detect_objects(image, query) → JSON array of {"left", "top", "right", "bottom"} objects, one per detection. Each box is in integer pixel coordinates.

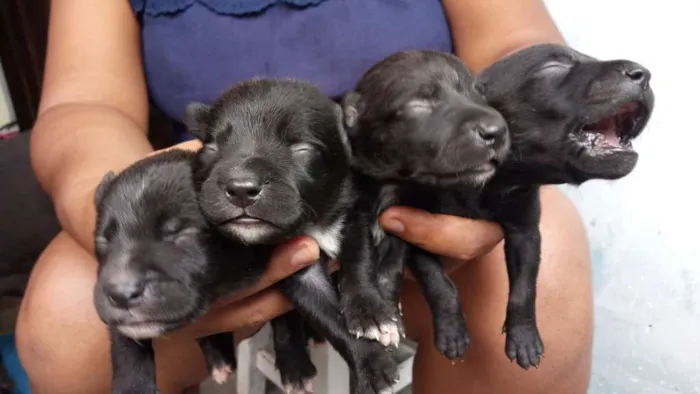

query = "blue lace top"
[{"left": 129, "top": 0, "right": 454, "bottom": 141}]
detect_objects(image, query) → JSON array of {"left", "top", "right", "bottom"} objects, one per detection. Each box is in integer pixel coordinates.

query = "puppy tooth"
[
  {"left": 355, "top": 331, "right": 362, "bottom": 339},
  {"left": 365, "top": 327, "right": 381, "bottom": 341},
  {"left": 390, "top": 316, "right": 398, "bottom": 322}
]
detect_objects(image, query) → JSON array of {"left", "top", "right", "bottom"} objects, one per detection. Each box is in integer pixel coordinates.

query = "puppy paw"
[
  {"left": 343, "top": 295, "right": 404, "bottom": 348},
  {"left": 504, "top": 323, "right": 545, "bottom": 370},
  {"left": 352, "top": 343, "right": 399, "bottom": 394},
  {"left": 277, "top": 353, "right": 317, "bottom": 394},
  {"left": 211, "top": 364, "right": 235, "bottom": 385},
  {"left": 283, "top": 379, "right": 314, "bottom": 394},
  {"left": 434, "top": 313, "right": 470, "bottom": 360}
]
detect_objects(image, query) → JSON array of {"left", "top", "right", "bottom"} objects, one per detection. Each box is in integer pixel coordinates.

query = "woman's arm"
[
  {"left": 442, "top": 0, "right": 566, "bottom": 73},
  {"left": 30, "top": 0, "right": 153, "bottom": 252}
]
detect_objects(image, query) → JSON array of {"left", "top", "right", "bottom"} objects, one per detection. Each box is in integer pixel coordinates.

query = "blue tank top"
[{"left": 130, "top": 0, "right": 454, "bottom": 141}]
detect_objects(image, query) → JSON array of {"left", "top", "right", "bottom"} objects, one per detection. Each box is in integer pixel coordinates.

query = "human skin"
[{"left": 16, "top": 0, "right": 592, "bottom": 393}]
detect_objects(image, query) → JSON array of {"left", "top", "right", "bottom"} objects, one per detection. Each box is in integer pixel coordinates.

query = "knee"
[{"left": 16, "top": 232, "right": 111, "bottom": 394}]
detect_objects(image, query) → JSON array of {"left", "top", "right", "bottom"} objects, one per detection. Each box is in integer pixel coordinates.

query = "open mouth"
[{"left": 575, "top": 101, "right": 646, "bottom": 150}]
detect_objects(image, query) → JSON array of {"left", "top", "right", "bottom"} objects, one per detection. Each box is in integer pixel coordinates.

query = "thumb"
[
  {"left": 254, "top": 236, "right": 321, "bottom": 291},
  {"left": 379, "top": 206, "right": 504, "bottom": 261}
]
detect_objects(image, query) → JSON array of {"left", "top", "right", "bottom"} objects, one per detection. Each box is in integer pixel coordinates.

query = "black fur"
[
  {"left": 92, "top": 150, "right": 313, "bottom": 393},
  {"left": 341, "top": 46, "right": 654, "bottom": 369},
  {"left": 185, "top": 78, "right": 398, "bottom": 394},
  {"left": 338, "top": 50, "right": 509, "bottom": 357}
]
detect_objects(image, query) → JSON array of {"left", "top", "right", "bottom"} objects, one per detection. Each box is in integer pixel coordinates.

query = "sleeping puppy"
[
  {"left": 92, "top": 150, "right": 316, "bottom": 394},
  {"left": 337, "top": 50, "right": 509, "bottom": 359},
  {"left": 342, "top": 45, "right": 655, "bottom": 369},
  {"left": 184, "top": 78, "right": 399, "bottom": 394}
]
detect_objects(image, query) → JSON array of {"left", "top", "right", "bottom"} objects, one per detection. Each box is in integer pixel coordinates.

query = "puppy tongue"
[{"left": 598, "top": 117, "right": 621, "bottom": 148}]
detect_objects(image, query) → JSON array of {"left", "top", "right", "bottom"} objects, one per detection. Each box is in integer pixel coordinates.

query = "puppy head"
[
  {"left": 92, "top": 151, "right": 214, "bottom": 339},
  {"left": 478, "top": 43, "right": 655, "bottom": 184},
  {"left": 186, "top": 78, "right": 350, "bottom": 245},
  {"left": 342, "top": 50, "right": 510, "bottom": 187}
]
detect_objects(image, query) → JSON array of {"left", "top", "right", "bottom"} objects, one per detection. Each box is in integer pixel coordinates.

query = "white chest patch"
[
  {"left": 371, "top": 219, "right": 386, "bottom": 246},
  {"left": 304, "top": 214, "right": 345, "bottom": 259}
]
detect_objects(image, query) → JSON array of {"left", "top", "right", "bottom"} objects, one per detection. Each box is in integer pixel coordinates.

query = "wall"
[{"left": 544, "top": 0, "right": 700, "bottom": 392}]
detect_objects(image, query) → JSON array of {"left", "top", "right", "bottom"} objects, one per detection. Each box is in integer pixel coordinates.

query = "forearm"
[
  {"left": 442, "top": 0, "right": 566, "bottom": 73},
  {"left": 30, "top": 103, "right": 153, "bottom": 252}
]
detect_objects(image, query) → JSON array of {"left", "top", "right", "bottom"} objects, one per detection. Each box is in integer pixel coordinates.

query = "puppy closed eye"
[
  {"left": 291, "top": 143, "right": 318, "bottom": 159},
  {"left": 537, "top": 61, "right": 572, "bottom": 76},
  {"left": 404, "top": 100, "right": 434, "bottom": 115},
  {"left": 198, "top": 143, "right": 219, "bottom": 164},
  {"left": 94, "top": 235, "right": 109, "bottom": 258},
  {"left": 161, "top": 218, "right": 200, "bottom": 244}
]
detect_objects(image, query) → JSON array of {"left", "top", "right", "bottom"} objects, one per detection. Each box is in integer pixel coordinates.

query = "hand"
[
  {"left": 179, "top": 235, "right": 321, "bottom": 339},
  {"left": 379, "top": 206, "right": 504, "bottom": 274}
]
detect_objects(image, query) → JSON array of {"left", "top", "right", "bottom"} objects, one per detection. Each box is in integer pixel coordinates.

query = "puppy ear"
[
  {"left": 94, "top": 171, "right": 116, "bottom": 207},
  {"left": 341, "top": 91, "right": 364, "bottom": 134},
  {"left": 183, "top": 102, "right": 212, "bottom": 142},
  {"left": 333, "top": 103, "right": 353, "bottom": 158}
]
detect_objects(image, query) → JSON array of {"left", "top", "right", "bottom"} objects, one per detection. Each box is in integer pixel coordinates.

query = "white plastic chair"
[{"left": 236, "top": 323, "right": 414, "bottom": 394}]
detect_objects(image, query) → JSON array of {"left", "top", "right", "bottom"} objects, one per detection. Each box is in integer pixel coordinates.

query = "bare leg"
[{"left": 402, "top": 186, "right": 593, "bottom": 393}]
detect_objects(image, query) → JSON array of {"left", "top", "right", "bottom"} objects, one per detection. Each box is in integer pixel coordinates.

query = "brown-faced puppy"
[
  {"left": 343, "top": 45, "right": 654, "bottom": 370},
  {"left": 337, "top": 50, "right": 509, "bottom": 359},
  {"left": 92, "top": 150, "right": 315, "bottom": 394},
  {"left": 185, "top": 78, "right": 399, "bottom": 394}
]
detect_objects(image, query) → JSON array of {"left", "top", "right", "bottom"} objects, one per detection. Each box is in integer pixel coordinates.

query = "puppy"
[
  {"left": 184, "top": 78, "right": 398, "bottom": 394},
  {"left": 342, "top": 45, "right": 655, "bottom": 369},
  {"left": 337, "top": 50, "right": 509, "bottom": 359},
  {"left": 92, "top": 150, "right": 315, "bottom": 393}
]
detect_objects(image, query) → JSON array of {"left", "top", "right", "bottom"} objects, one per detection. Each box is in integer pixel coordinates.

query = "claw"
[{"left": 212, "top": 365, "right": 234, "bottom": 385}]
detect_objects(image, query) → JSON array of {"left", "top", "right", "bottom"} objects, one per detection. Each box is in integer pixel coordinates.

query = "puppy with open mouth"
[
  {"left": 339, "top": 45, "right": 654, "bottom": 370},
  {"left": 185, "top": 78, "right": 399, "bottom": 394},
  {"left": 337, "top": 50, "right": 510, "bottom": 358},
  {"left": 92, "top": 150, "right": 319, "bottom": 394}
]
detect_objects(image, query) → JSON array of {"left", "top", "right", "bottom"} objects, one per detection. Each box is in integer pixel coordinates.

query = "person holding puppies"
[{"left": 18, "top": 0, "right": 592, "bottom": 393}]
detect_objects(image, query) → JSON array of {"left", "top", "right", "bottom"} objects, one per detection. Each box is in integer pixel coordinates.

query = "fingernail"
[
  {"left": 382, "top": 218, "right": 405, "bottom": 234},
  {"left": 290, "top": 243, "right": 319, "bottom": 267}
]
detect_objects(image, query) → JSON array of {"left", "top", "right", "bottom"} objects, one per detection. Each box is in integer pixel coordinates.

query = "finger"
[
  {"left": 148, "top": 139, "right": 203, "bottom": 157},
  {"left": 379, "top": 206, "right": 504, "bottom": 261},
  {"left": 211, "top": 236, "right": 320, "bottom": 307},
  {"left": 185, "top": 288, "right": 294, "bottom": 338}
]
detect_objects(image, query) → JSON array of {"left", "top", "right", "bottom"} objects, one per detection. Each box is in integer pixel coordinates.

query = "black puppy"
[
  {"left": 92, "top": 150, "right": 315, "bottom": 393},
  {"left": 341, "top": 45, "right": 654, "bottom": 369},
  {"left": 337, "top": 50, "right": 509, "bottom": 358},
  {"left": 184, "top": 78, "right": 398, "bottom": 394}
]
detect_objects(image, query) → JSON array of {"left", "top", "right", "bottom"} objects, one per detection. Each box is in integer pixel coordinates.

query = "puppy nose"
[
  {"left": 471, "top": 120, "right": 507, "bottom": 145},
  {"left": 225, "top": 175, "right": 262, "bottom": 207},
  {"left": 104, "top": 276, "right": 146, "bottom": 309},
  {"left": 622, "top": 64, "right": 651, "bottom": 89}
]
